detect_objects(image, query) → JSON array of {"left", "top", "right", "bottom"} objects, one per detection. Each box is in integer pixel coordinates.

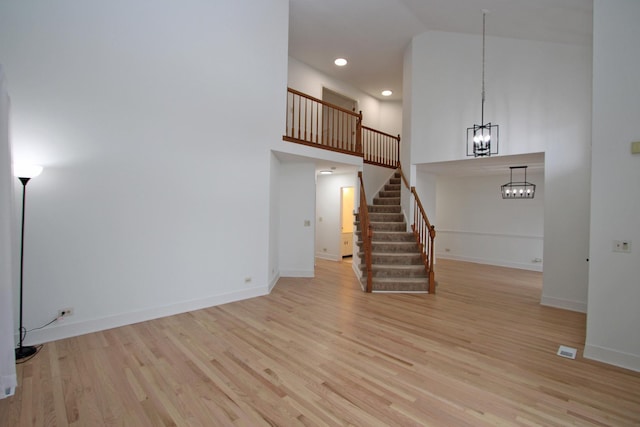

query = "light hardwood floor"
[{"left": 2, "top": 259, "right": 639, "bottom": 426}]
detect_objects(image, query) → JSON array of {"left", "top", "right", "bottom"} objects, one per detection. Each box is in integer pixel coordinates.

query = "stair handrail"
[
  {"left": 358, "top": 171, "right": 373, "bottom": 293},
  {"left": 398, "top": 164, "right": 436, "bottom": 294}
]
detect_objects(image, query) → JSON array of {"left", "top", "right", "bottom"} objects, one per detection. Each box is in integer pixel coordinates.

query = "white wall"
[
  {"left": 380, "top": 101, "right": 403, "bottom": 138},
  {"left": 0, "top": 67, "right": 18, "bottom": 398},
  {"left": 585, "top": 0, "right": 640, "bottom": 372},
  {"left": 434, "top": 171, "right": 544, "bottom": 271},
  {"left": 406, "top": 31, "right": 591, "bottom": 311},
  {"left": 278, "top": 162, "right": 316, "bottom": 277},
  {"left": 362, "top": 164, "right": 396, "bottom": 205},
  {"left": 0, "top": 0, "right": 289, "bottom": 344},
  {"left": 316, "top": 172, "right": 358, "bottom": 261},
  {"left": 268, "top": 152, "right": 281, "bottom": 289}
]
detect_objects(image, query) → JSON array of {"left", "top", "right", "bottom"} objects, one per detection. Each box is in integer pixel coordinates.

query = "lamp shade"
[{"left": 13, "top": 164, "right": 43, "bottom": 179}]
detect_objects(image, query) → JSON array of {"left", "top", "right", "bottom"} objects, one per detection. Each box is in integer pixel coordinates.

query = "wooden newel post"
[
  {"left": 355, "top": 110, "right": 363, "bottom": 154},
  {"left": 429, "top": 225, "right": 436, "bottom": 294}
]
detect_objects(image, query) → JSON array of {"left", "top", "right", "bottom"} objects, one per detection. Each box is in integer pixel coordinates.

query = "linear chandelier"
[
  {"left": 501, "top": 166, "right": 535, "bottom": 199},
  {"left": 467, "top": 10, "right": 498, "bottom": 157}
]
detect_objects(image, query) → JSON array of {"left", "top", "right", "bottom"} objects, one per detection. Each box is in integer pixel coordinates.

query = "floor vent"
[{"left": 557, "top": 345, "right": 577, "bottom": 359}]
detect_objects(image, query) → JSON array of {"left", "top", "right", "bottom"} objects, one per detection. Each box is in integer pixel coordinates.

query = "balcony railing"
[
  {"left": 363, "top": 126, "right": 400, "bottom": 168},
  {"left": 284, "top": 88, "right": 399, "bottom": 169}
]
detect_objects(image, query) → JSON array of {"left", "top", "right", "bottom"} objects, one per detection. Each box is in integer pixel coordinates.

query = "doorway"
[{"left": 341, "top": 186, "right": 354, "bottom": 258}]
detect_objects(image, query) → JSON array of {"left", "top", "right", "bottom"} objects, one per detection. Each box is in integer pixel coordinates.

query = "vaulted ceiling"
[{"left": 289, "top": 0, "right": 593, "bottom": 101}]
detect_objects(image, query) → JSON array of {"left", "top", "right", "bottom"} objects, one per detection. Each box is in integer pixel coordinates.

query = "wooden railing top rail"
[
  {"left": 361, "top": 126, "right": 400, "bottom": 141},
  {"left": 412, "top": 188, "right": 434, "bottom": 232},
  {"left": 287, "top": 87, "right": 362, "bottom": 118},
  {"left": 397, "top": 162, "right": 410, "bottom": 190}
]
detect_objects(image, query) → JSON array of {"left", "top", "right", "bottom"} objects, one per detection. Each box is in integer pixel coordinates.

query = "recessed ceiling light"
[
  {"left": 381, "top": 90, "right": 393, "bottom": 97},
  {"left": 319, "top": 170, "right": 333, "bottom": 175},
  {"left": 334, "top": 58, "right": 347, "bottom": 67}
]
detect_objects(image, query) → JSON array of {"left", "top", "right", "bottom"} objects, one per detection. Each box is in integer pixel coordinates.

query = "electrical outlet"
[
  {"left": 613, "top": 240, "right": 632, "bottom": 253},
  {"left": 58, "top": 307, "right": 73, "bottom": 318}
]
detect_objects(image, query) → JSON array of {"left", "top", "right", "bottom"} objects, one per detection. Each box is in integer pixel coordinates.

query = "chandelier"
[
  {"left": 467, "top": 10, "right": 498, "bottom": 157},
  {"left": 501, "top": 166, "right": 536, "bottom": 199}
]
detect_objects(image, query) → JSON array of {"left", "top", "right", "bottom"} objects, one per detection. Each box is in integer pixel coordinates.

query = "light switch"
[{"left": 304, "top": 220, "right": 311, "bottom": 227}]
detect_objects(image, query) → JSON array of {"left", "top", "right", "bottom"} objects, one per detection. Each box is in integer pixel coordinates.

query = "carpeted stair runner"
[{"left": 356, "top": 172, "right": 430, "bottom": 292}]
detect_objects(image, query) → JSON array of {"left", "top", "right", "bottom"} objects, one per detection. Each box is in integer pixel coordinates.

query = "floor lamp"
[{"left": 13, "top": 164, "right": 43, "bottom": 361}]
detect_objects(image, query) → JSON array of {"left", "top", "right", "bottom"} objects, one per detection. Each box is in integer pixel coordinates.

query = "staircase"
[{"left": 356, "top": 172, "right": 430, "bottom": 292}]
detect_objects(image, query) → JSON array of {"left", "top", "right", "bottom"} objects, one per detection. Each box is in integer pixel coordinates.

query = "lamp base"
[{"left": 15, "top": 345, "right": 37, "bottom": 361}]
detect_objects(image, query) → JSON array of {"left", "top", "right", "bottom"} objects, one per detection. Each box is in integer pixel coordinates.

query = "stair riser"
[
  {"left": 362, "top": 269, "right": 427, "bottom": 278},
  {"left": 356, "top": 232, "right": 415, "bottom": 242},
  {"left": 368, "top": 213, "right": 404, "bottom": 222},
  {"left": 358, "top": 242, "right": 419, "bottom": 252},
  {"left": 378, "top": 191, "right": 400, "bottom": 198},
  {"left": 370, "top": 222, "right": 406, "bottom": 232},
  {"left": 372, "top": 281, "right": 428, "bottom": 292},
  {"left": 369, "top": 254, "right": 423, "bottom": 265},
  {"left": 384, "top": 184, "right": 401, "bottom": 191},
  {"left": 373, "top": 197, "right": 400, "bottom": 205},
  {"left": 368, "top": 205, "right": 401, "bottom": 213}
]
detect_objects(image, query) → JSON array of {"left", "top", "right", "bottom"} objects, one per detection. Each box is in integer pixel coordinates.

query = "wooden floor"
[{"left": 2, "top": 259, "right": 640, "bottom": 426}]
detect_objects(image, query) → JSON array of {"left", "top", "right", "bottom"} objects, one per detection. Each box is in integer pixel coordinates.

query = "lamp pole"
[{"left": 13, "top": 164, "right": 42, "bottom": 361}]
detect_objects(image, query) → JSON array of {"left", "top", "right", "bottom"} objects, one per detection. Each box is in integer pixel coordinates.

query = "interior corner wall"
[
  {"left": 268, "top": 152, "right": 281, "bottom": 289},
  {"left": 0, "top": 67, "right": 18, "bottom": 397},
  {"left": 316, "top": 172, "right": 357, "bottom": 261},
  {"left": 400, "top": 40, "right": 414, "bottom": 221},
  {"left": 0, "top": 0, "right": 289, "bottom": 344},
  {"left": 585, "top": 0, "right": 640, "bottom": 372},
  {"left": 406, "top": 30, "right": 591, "bottom": 311}
]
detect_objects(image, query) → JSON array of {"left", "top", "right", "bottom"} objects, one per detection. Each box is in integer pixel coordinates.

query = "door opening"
[{"left": 341, "top": 186, "right": 355, "bottom": 258}]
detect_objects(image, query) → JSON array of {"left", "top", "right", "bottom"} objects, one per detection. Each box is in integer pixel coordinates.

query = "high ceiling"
[{"left": 289, "top": 0, "right": 593, "bottom": 101}]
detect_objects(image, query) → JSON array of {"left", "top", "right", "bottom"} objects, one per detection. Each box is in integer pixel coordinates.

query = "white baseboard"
[
  {"left": 436, "top": 253, "right": 543, "bottom": 272},
  {"left": 540, "top": 295, "right": 587, "bottom": 313},
  {"left": 23, "top": 286, "right": 269, "bottom": 346},
  {"left": 584, "top": 344, "right": 640, "bottom": 373},
  {"left": 315, "top": 252, "right": 340, "bottom": 261},
  {"left": 279, "top": 270, "right": 314, "bottom": 278},
  {"left": 351, "top": 262, "right": 362, "bottom": 279},
  {"left": 268, "top": 273, "right": 281, "bottom": 292}
]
